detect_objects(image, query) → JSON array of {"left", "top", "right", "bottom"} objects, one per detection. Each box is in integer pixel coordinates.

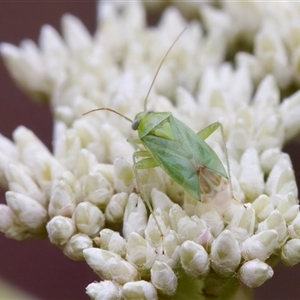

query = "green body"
[{"left": 131, "top": 111, "right": 228, "bottom": 200}]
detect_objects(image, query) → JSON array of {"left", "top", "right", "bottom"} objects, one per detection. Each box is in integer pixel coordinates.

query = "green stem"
[{"left": 159, "top": 271, "right": 253, "bottom": 300}]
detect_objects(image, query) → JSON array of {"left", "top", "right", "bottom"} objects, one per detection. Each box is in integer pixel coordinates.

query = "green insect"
[{"left": 84, "top": 29, "right": 231, "bottom": 211}]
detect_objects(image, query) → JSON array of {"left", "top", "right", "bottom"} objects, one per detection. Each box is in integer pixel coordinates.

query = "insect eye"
[{"left": 131, "top": 119, "right": 139, "bottom": 130}]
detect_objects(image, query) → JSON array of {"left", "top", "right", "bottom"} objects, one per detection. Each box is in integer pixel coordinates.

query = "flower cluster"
[{"left": 1, "top": 1, "right": 300, "bottom": 299}]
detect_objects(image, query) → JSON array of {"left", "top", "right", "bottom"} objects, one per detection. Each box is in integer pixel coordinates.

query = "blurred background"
[{"left": 0, "top": 2, "right": 299, "bottom": 299}]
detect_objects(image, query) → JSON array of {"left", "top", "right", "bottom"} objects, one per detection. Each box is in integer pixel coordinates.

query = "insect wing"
[
  {"left": 169, "top": 116, "right": 228, "bottom": 179},
  {"left": 141, "top": 134, "right": 201, "bottom": 200}
]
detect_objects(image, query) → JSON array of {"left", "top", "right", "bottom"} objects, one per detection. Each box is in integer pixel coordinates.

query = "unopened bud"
[
  {"left": 83, "top": 248, "right": 139, "bottom": 284},
  {"left": 86, "top": 280, "right": 121, "bottom": 300},
  {"left": 73, "top": 202, "right": 105, "bottom": 237},
  {"left": 180, "top": 240, "right": 210, "bottom": 278},
  {"left": 242, "top": 230, "right": 278, "bottom": 261},
  {"left": 63, "top": 233, "right": 93, "bottom": 261},
  {"left": 150, "top": 260, "right": 177, "bottom": 296},
  {"left": 122, "top": 281, "right": 158, "bottom": 300},
  {"left": 238, "top": 259, "right": 273, "bottom": 288},
  {"left": 46, "top": 216, "right": 75, "bottom": 246},
  {"left": 281, "top": 239, "right": 300, "bottom": 267},
  {"left": 210, "top": 230, "right": 241, "bottom": 276},
  {"left": 99, "top": 229, "right": 126, "bottom": 257}
]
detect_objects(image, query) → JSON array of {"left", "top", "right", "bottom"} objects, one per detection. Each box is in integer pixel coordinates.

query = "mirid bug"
[{"left": 84, "top": 28, "right": 232, "bottom": 223}]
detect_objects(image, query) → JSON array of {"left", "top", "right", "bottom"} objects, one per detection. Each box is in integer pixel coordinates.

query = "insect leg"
[
  {"left": 134, "top": 152, "right": 160, "bottom": 169},
  {"left": 127, "top": 138, "right": 143, "bottom": 147},
  {"left": 197, "top": 121, "right": 220, "bottom": 140},
  {"left": 132, "top": 151, "right": 164, "bottom": 237}
]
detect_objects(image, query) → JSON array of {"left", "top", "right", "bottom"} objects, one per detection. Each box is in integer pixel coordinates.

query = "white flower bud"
[
  {"left": 49, "top": 178, "right": 77, "bottom": 218},
  {"left": 235, "top": 52, "right": 263, "bottom": 84},
  {"left": 83, "top": 170, "right": 113, "bottom": 207},
  {"left": 254, "top": 28, "right": 291, "bottom": 89},
  {"left": 292, "top": 44, "right": 300, "bottom": 83},
  {"left": 99, "top": 229, "right": 126, "bottom": 257},
  {"left": 0, "top": 204, "right": 15, "bottom": 232},
  {"left": 134, "top": 168, "right": 168, "bottom": 199},
  {"left": 0, "top": 152, "right": 10, "bottom": 189},
  {"left": 123, "top": 193, "right": 147, "bottom": 239},
  {"left": 90, "top": 164, "right": 114, "bottom": 186},
  {"left": 227, "top": 109, "right": 251, "bottom": 156},
  {"left": 86, "top": 280, "right": 121, "bottom": 300},
  {"left": 252, "top": 194, "right": 274, "bottom": 222},
  {"left": 113, "top": 157, "right": 135, "bottom": 193},
  {"left": 122, "top": 281, "right": 158, "bottom": 300},
  {"left": 104, "top": 126, "right": 133, "bottom": 163},
  {"left": 59, "top": 171, "right": 82, "bottom": 202},
  {"left": 83, "top": 248, "right": 139, "bottom": 284},
  {"left": 63, "top": 233, "right": 93, "bottom": 261},
  {"left": 256, "top": 114, "right": 284, "bottom": 152},
  {"left": 200, "top": 23, "right": 227, "bottom": 65},
  {"left": 35, "top": 156, "right": 66, "bottom": 198},
  {"left": 13, "top": 128, "right": 65, "bottom": 197},
  {"left": 256, "top": 210, "right": 287, "bottom": 245},
  {"left": 75, "top": 149, "right": 98, "bottom": 179},
  {"left": 0, "top": 139, "right": 18, "bottom": 188},
  {"left": 238, "top": 148, "right": 264, "bottom": 201},
  {"left": 210, "top": 230, "right": 241, "bottom": 277},
  {"left": 73, "top": 202, "right": 105, "bottom": 237},
  {"left": 169, "top": 204, "right": 188, "bottom": 233},
  {"left": 1, "top": 200, "right": 31, "bottom": 241},
  {"left": 62, "top": 14, "right": 92, "bottom": 51},
  {"left": 260, "top": 148, "right": 281, "bottom": 175},
  {"left": 13, "top": 126, "right": 49, "bottom": 158},
  {"left": 126, "top": 232, "right": 156, "bottom": 276},
  {"left": 53, "top": 120, "right": 68, "bottom": 142},
  {"left": 280, "top": 89, "right": 300, "bottom": 141},
  {"left": 0, "top": 133, "right": 18, "bottom": 160},
  {"left": 6, "top": 191, "right": 47, "bottom": 233},
  {"left": 276, "top": 193, "right": 299, "bottom": 224},
  {"left": 6, "top": 163, "right": 47, "bottom": 206},
  {"left": 175, "top": 87, "right": 204, "bottom": 130},
  {"left": 225, "top": 204, "right": 255, "bottom": 242},
  {"left": 199, "top": 210, "right": 224, "bottom": 237},
  {"left": 241, "top": 230, "right": 278, "bottom": 261},
  {"left": 39, "top": 24, "right": 68, "bottom": 82},
  {"left": 150, "top": 188, "right": 174, "bottom": 213},
  {"left": 288, "top": 212, "right": 300, "bottom": 239},
  {"left": 171, "top": 207, "right": 207, "bottom": 244},
  {"left": 0, "top": 222, "right": 31, "bottom": 240},
  {"left": 238, "top": 259, "right": 274, "bottom": 288},
  {"left": 46, "top": 216, "right": 76, "bottom": 246},
  {"left": 180, "top": 240, "right": 210, "bottom": 278},
  {"left": 73, "top": 119, "right": 100, "bottom": 149},
  {"left": 144, "top": 209, "right": 169, "bottom": 246},
  {"left": 150, "top": 260, "right": 177, "bottom": 296},
  {"left": 105, "top": 192, "right": 128, "bottom": 224},
  {"left": 0, "top": 40, "right": 49, "bottom": 102},
  {"left": 54, "top": 129, "right": 82, "bottom": 170},
  {"left": 252, "top": 75, "right": 279, "bottom": 121},
  {"left": 281, "top": 239, "right": 300, "bottom": 267},
  {"left": 157, "top": 230, "right": 180, "bottom": 268},
  {"left": 265, "top": 153, "right": 297, "bottom": 198}
]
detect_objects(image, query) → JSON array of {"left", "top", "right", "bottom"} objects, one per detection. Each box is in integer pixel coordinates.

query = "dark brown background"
[{"left": 0, "top": 2, "right": 300, "bottom": 300}]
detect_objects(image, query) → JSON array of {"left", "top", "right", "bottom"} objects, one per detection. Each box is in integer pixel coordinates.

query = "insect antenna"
[
  {"left": 143, "top": 27, "right": 187, "bottom": 112},
  {"left": 83, "top": 107, "right": 133, "bottom": 123}
]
